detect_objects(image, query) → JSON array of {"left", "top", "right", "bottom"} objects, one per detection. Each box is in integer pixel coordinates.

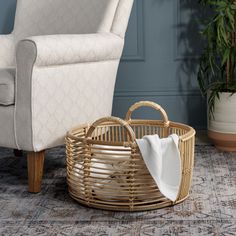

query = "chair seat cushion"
[{"left": 0, "top": 69, "right": 15, "bottom": 105}]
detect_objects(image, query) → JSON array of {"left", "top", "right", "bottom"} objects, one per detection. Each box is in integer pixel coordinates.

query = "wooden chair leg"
[
  {"left": 27, "top": 151, "right": 45, "bottom": 193},
  {"left": 14, "top": 149, "right": 23, "bottom": 157}
]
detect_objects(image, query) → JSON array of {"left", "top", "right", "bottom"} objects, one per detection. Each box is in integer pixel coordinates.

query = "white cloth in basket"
[
  {"left": 74, "top": 145, "right": 131, "bottom": 200},
  {"left": 136, "top": 134, "right": 181, "bottom": 201}
]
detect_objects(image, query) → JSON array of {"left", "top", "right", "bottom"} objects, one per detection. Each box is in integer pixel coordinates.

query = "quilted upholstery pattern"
[
  {"left": 0, "top": 0, "right": 134, "bottom": 68},
  {"left": 0, "top": 0, "right": 134, "bottom": 150},
  {"left": 0, "top": 69, "right": 15, "bottom": 106},
  {"left": 31, "top": 61, "right": 119, "bottom": 151},
  {"left": 15, "top": 34, "right": 124, "bottom": 151},
  {"left": 16, "top": 60, "right": 119, "bottom": 151},
  {"left": 26, "top": 33, "right": 124, "bottom": 67},
  {"left": 112, "top": 0, "right": 135, "bottom": 37},
  {"left": 13, "top": 0, "right": 119, "bottom": 40}
]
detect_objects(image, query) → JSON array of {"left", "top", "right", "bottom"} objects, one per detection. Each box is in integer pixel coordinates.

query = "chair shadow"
[{"left": 0, "top": 146, "right": 68, "bottom": 197}]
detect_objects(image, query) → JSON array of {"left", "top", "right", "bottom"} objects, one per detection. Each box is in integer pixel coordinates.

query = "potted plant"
[{"left": 198, "top": 0, "right": 236, "bottom": 151}]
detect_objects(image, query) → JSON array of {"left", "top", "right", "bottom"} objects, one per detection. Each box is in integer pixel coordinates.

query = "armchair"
[{"left": 0, "top": 0, "right": 134, "bottom": 192}]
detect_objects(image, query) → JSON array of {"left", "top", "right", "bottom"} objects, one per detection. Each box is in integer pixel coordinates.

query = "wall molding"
[
  {"left": 121, "top": 0, "right": 145, "bottom": 61},
  {"left": 114, "top": 89, "right": 201, "bottom": 97}
]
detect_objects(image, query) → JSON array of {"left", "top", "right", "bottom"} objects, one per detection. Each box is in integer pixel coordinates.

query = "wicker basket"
[{"left": 66, "top": 101, "right": 195, "bottom": 211}]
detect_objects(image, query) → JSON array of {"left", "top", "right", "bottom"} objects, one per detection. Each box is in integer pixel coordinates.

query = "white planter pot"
[{"left": 208, "top": 92, "right": 236, "bottom": 151}]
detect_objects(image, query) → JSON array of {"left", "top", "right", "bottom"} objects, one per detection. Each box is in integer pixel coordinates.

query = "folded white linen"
[{"left": 136, "top": 134, "right": 181, "bottom": 201}]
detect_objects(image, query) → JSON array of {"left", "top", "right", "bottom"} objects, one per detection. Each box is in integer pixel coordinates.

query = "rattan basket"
[{"left": 66, "top": 101, "right": 196, "bottom": 211}]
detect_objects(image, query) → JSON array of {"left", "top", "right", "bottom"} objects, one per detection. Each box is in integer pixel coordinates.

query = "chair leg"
[
  {"left": 27, "top": 151, "right": 45, "bottom": 193},
  {"left": 14, "top": 149, "right": 23, "bottom": 157}
]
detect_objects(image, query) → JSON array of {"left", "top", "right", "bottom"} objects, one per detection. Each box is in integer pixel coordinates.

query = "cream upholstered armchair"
[{"left": 0, "top": 0, "right": 134, "bottom": 193}]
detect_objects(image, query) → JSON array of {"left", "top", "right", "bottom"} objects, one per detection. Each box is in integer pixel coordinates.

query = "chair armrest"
[
  {"left": 18, "top": 33, "right": 124, "bottom": 67},
  {"left": 15, "top": 33, "right": 123, "bottom": 151},
  {"left": 0, "top": 34, "right": 15, "bottom": 68}
]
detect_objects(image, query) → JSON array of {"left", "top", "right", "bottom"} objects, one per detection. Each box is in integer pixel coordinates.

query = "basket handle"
[
  {"left": 86, "top": 116, "right": 136, "bottom": 142},
  {"left": 125, "top": 101, "right": 170, "bottom": 127}
]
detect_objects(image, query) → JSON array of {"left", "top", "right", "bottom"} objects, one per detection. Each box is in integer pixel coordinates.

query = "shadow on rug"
[{"left": 0, "top": 145, "right": 236, "bottom": 236}]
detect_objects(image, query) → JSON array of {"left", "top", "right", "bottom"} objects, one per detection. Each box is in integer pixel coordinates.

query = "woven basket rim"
[{"left": 67, "top": 119, "right": 196, "bottom": 143}]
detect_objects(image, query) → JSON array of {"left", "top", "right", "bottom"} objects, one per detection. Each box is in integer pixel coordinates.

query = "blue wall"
[{"left": 0, "top": 0, "right": 206, "bottom": 129}]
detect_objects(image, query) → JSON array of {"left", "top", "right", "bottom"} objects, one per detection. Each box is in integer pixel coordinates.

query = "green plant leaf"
[{"left": 198, "top": 0, "right": 236, "bottom": 115}]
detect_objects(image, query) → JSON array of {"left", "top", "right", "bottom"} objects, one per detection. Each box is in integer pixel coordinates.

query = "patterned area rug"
[{"left": 0, "top": 144, "right": 236, "bottom": 236}]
